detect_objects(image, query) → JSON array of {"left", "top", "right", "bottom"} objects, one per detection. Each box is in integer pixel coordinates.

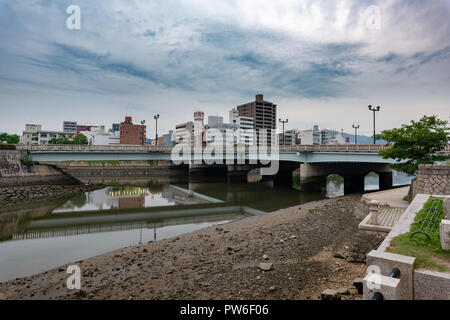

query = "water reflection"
[{"left": 53, "top": 184, "right": 206, "bottom": 214}]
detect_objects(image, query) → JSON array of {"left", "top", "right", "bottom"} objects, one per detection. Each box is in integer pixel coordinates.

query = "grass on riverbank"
[{"left": 387, "top": 197, "right": 450, "bottom": 273}]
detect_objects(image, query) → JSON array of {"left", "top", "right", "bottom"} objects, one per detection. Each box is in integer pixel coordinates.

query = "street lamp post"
[
  {"left": 352, "top": 124, "right": 360, "bottom": 144},
  {"left": 279, "top": 118, "right": 288, "bottom": 146},
  {"left": 154, "top": 114, "right": 160, "bottom": 146},
  {"left": 368, "top": 105, "right": 381, "bottom": 144},
  {"left": 140, "top": 120, "right": 146, "bottom": 145}
]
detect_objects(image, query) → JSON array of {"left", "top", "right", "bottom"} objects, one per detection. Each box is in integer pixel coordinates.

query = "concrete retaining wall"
[
  {"left": 45, "top": 160, "right": 188, "bottom": 178},
  {"left": 0, "top": 151, "right": 81, "bottom": 186}
]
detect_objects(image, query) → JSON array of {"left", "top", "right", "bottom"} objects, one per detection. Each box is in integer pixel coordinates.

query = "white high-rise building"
[
  {"left": 229, "top": 109, "right": 254, "bottom": 146},
  {"left": 175, "top": 121, "right": 194, "bottom": 146},
  {"left": 193, "top": 111, "right": 204, "bottom": 147}
]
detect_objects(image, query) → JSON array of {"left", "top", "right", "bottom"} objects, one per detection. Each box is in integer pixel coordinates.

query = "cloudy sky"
[{"left": 0, "top": 0, "right": 449, "bottom": 137}]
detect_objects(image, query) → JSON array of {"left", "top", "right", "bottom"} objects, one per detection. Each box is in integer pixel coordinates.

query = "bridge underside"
[{"left": 28, "top": 151, "right": 399, "bottom": 195}]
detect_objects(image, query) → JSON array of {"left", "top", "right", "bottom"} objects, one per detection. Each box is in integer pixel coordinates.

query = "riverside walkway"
[{"left": 359, "top": 187, "right": 410, "bottom": 232}]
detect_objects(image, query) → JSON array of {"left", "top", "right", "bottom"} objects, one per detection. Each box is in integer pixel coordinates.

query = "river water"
[{"left": 0, "top": 171, "right": 412, "bottom": 283}]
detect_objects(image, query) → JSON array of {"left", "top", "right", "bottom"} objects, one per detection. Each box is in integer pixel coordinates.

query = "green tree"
[
  {"left": 376, "top": 115, "right": 449, "bottom": 175},
  {"left": 48, "top": 134, "right": 88, "bottom": 145},
  {"left": 49, "top": 137, "right": 71, "bottom": 144},
  {"left": 72, "top": 133, "right": 88, "bottom": 145},
  {"left": 0, "top": 133, "right": 20, "bottom": 144}
]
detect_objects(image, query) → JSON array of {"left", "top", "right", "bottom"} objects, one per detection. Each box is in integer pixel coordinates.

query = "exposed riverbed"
[
  {"left": 0, "top": 193, "right": 385, "bottom": 300},
  {"left": 0, "top": 170, "right": 409, "bottom": 293}
]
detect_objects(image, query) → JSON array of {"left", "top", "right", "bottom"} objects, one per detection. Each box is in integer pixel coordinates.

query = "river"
[{"left": 0, "top": 171, "right": 412, "bottom": 283}]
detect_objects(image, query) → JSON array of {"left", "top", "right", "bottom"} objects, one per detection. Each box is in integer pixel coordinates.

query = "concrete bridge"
[{"left": 16, "top": 144, "right": 450, "bottom": 194}]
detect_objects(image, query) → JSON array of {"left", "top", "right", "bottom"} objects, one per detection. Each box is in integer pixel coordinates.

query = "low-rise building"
[
  {"left": 22, "top": 124, "right": 76, "bottom": 145},
  {"left": 80, "top": 127, "right": 120, "bottom": 145},
  {"left": 278, "top": 129, "right": 298, "bottom": 146},
  {"left": 162, "top": 130, "right": 175, "bottom": 147}
]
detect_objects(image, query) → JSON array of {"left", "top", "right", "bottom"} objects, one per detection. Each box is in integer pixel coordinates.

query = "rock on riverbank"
[{"left": 0, "top": 194, "right": 385, "bottom": 300}]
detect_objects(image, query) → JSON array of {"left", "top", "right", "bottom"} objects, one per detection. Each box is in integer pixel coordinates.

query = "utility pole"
[
  {"left": 368, "top": 105, "right": 381, "bottom": 144},
  {"left": 154, "top": 114, "right": 160, "bottom": 146},
  {"left": 279, "top": 118, "right": 288, "bottom": 146},
  {"left": 352, "top": 124, "right": 360, "bottom": 144}
]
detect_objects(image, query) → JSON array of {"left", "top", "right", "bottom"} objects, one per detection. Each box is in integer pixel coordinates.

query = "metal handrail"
[{"left": 410, "top": 198, "right": 443, "bottom": 239}]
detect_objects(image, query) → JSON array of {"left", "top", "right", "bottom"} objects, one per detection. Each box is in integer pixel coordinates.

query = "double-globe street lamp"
[
  {"left": 279, "top": 118, "right": 288, "bottom": 146},
  {"left": 352, "top": 124, "right": 360, "bottom": 144},
  {"left": 154, "top": 114, "right": 160, "bottom": 146},
  {"left": 368, "top": 105, "right": 381, "bottom": 145}
]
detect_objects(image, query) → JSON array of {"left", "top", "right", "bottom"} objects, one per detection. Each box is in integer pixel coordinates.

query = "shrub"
[{"left": 0, "top": 144, "right": 16, "bottom": 150}]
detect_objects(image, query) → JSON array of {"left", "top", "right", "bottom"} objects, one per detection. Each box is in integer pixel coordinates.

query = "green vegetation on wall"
[
  {"left": 387, "top": 197, "right": 449, "bottom": 272},
  {"left": 0, "top": 144, "right": 16, "bottom": 150}
]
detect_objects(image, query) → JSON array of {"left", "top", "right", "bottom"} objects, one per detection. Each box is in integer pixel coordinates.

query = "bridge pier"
[
  {"left": 378, "top": 171, "right": 393, "bottom": 190},
  {"left": 298, "top": 163, "right": 393, "bottom": 195},
  {"left": 227, "top": 164, "right": 256, "bottom": 183},
  {"left": 343, "top": 174, "right": 366, "bottom": 194},
  {"left": 189, "top": 163, "right": 227, "bottom": 183}
]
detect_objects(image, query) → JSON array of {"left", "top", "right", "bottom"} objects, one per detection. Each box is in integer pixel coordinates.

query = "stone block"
[
  {"left": 363, "top": 273, "right": 401, "bottom": 300},
  {"left": 440, "top": 219, "right": 450, "bottom": 251},
  {"left": 366, "top": 250, "right": 415, "bottom": 300},
  {"left": 414, "top": 269, "right": 450, "bottom": 300},
  {"left": 444, "top": 198, "right": 450, "bottom": 219},
  {"left": 321, "top": 289, "right": 341, "bottom": 300}
]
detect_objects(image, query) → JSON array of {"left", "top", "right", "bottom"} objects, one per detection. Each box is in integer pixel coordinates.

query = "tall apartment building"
[
  {"left": 229, "top": 109, "right": 254, "bottom": 146},
  {"left": 120, "top": 116, "right": 146, "bottom": 145},
  {"left": 236, "top": 94, "right": 276, "bottom": 146},
  {"left": 63, "top": 121, "right": 77, "bottom": 133}
]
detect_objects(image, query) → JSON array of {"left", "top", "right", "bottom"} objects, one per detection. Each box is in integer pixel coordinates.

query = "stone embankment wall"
[
  {"left": 410, "top": 164, "right": 450, "bottom": 198},
  {"left": 0, "top": 151, "right": 81, "bottom": 187},
  {"left": 46, "top": 160, "right": 188, "bottom": 178}
]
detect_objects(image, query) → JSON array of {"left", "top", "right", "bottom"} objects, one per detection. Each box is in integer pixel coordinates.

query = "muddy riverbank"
[{"left": 0, "top": 193, "right": 385, "bottom": 300}]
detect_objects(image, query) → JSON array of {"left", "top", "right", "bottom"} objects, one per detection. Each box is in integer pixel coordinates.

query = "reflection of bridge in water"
[{"left": 11, "top": 205, "right": 263, "bottom": 241}]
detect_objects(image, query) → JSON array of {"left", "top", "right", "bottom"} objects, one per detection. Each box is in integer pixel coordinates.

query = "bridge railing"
[
  {"left": 14, "top": 144, "right": 450, "bottom": 154},
  {"left": 15, "top": 144, "right": 173, "bottom": 152},
  {"left": 278, "top": 144, "right": 391, "bottom": 152}
]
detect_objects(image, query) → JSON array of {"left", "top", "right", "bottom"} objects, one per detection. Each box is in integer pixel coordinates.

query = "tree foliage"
[
  {"left": 72, "top": 133, "right": 88, "bottom": 145},
  {"left": 375, "top": 115, "right": 449, "bottom": 175},
  {"left": 0, "top": 133, "right": 20, "bottom": 144},
  {"left": 49, "top": 133, "right": 88, "bottom": 145}
]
